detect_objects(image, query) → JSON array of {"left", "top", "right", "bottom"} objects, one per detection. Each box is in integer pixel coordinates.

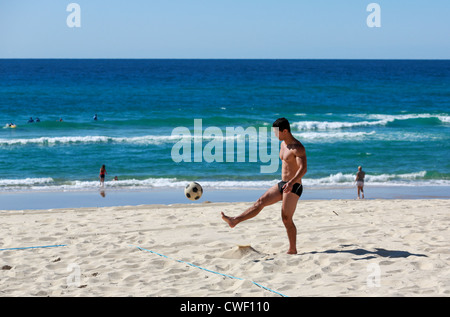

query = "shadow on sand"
[{"left": 299, "top": 246, "right": 427, "bottom": 260}]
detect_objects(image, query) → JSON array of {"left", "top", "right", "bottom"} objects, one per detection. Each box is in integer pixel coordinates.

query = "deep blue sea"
[{"left": 0, "top": 59, "right": 449, "bottom": 195}]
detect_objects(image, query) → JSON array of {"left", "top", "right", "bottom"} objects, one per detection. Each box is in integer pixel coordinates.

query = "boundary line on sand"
[
  {"left": 131, "top": 245, "right": 289, "bottom": 297},
  {"left": 0, "top": 244, "right": 67, "bottom": 251}
]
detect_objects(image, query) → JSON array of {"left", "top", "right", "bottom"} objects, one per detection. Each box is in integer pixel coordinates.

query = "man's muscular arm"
[{"left": 283, "top": 145, "right": 307, "bottom": 193}]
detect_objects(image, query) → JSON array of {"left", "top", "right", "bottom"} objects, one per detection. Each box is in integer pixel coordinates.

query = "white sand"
[{"left": 0, "top": 199, "right": 449, "bottom": 297}]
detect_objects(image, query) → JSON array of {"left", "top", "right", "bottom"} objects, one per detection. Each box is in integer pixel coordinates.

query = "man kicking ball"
[{"left": 221, "top": 118, "right": 307, "bottom": 254}]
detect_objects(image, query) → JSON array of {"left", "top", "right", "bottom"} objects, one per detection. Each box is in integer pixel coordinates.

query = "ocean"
[{"left": 0, "top": 59, "right": 449, "bottom": 204}]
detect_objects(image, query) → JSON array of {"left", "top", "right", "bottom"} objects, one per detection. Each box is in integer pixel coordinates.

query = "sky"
[{"left": 0, "top": 0, "right": 449, "bottom": 59}]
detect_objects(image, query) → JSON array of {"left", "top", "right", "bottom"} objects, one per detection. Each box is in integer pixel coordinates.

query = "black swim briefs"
[{"left": 278, "top": 181, "right": 303, "bottom": 197}]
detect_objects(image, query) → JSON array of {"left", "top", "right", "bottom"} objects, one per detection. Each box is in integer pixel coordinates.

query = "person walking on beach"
[
  {"left": 355, "top": 166, "right": 365, "bottom": 199},
  {"left": 221, "top": 118, "right": 307, "bottom": 254},
  {"left": 99, "top": 165, "right": 107, "bottom": 187}
]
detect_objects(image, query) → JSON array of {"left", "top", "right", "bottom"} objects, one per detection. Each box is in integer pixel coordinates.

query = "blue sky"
[{"left": 0, "top": 0, "right": 449, "bottom": 58}]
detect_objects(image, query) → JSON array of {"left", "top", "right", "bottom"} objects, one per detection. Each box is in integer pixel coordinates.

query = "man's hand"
[{"left": 282, "top": 181, "right": 293, "bottom": 194}]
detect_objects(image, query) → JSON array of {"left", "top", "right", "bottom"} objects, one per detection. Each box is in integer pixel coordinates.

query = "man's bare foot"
[
  {"left": 221, "top": 212, "right": 237, "bottom": 228},
  {"left": 287, "top": 249, "right": 297, "bottom": 255}
]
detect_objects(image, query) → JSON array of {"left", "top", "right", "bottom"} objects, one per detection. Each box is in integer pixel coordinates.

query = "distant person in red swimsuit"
[{"left": 99, "top": 165, "right": 107, "bottom": 187}]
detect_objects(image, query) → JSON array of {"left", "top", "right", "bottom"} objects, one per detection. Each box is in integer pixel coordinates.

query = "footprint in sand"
[
  {"left": 221, "top": 245, "right": 261, "bottom": 259},
  {"left": 307, "top": 273, "right": 322, "bottom": 281}
]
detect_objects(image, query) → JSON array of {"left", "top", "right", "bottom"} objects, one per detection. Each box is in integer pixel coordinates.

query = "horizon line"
[{"left": 1, "top": 57, "right": 449, "bottom": 61}]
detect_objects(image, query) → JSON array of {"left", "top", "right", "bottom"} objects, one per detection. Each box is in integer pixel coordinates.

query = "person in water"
[
  {"left": 99, "top": 165, "right": 107, "bottom": 187},
  {"left": 355, "top": 166, "right": 366, "bottom": 199},
  {"left": 221, "top": 118, "right": 307, "bottom": 254}
]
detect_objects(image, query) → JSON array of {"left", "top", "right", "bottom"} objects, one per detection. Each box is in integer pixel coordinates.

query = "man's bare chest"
[{"left": 279, "top": 147, "right": 296, "bottom": 162}]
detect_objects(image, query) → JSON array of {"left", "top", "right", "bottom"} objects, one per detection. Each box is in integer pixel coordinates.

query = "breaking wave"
[
  {"left": 292, "top": 113, "right": 450, "bottom": 131},
  {"left": 1, "top": 171, "right": 448, "bottom": 192}
]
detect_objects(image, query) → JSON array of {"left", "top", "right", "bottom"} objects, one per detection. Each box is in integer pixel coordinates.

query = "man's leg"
[
  {"left": 281, "top": 192, "right": 300, "bottom": 254},
  {"left": 222, "top": 184, "right": 282, "bottom": 228}
]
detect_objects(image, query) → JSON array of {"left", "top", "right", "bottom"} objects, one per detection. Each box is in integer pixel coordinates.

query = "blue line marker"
[
  {"left": 131, "top": 245, "right": 288, "bottom": 297},
  {"left": 0, "top": 244, "right": 67, "bottom": 251}
]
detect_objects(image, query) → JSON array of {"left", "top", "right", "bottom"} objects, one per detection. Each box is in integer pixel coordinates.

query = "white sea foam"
[
  {"left": 1, "top": 130, "right": 442, "bottom": 146},
  {"left": 292, "top": 113, "right": 450, "bottom": 131},
  {"left": 0, "top": 135, "right": 187, "bottom": 146},
  {"left": 437, "top": 115, "right": 450, "bottom": 123},
  {"left": 1, "top": 130, "right": 436, "bottom": 148},
  {"left": 0, "top": 134, "right": 245, "bottom": 146},
  {"left": 2, "top": 112, "right": 447, "bottom": 147},
  {"left": 295, "top": 131, "right": 376, "bottom": 141},
  {"left": 361, "top": 113, "right": 450, "bottom": 123},
  {"left": 292, "top": 120, "right": 387, "bottom": 131},
  {"left": 303, "top": 171, "right": 430, "bottom": 187},
  {"left": 296, "top": 130, "right": 446, "bottom": 142},
  {"left": 1, "top": 171, "right": 448, "bottom": 192},
  {"left": 0, "top": 177, "right": 54, "bottom": 187}
]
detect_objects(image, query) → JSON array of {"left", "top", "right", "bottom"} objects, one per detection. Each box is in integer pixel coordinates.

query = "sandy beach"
[{"left": 0, "top": 198, "right": 449, "bottom": 297}]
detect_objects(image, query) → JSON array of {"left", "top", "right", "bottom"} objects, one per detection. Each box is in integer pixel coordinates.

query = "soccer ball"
[{"left": 184, "top": 182, "right": 203, "bottom": 201}]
